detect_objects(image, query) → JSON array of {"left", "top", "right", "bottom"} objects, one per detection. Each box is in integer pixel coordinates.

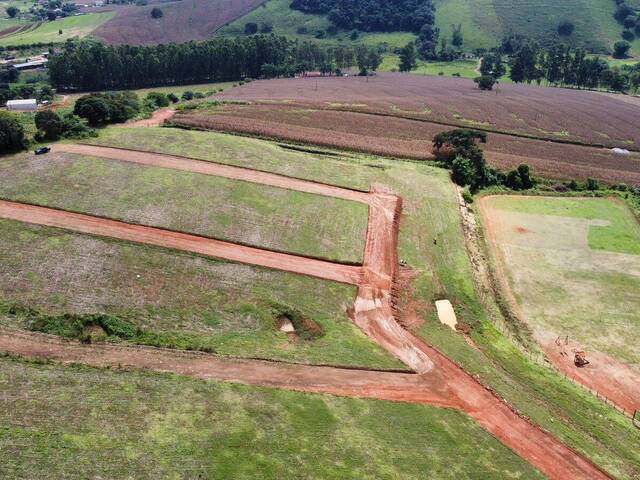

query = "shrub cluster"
[{"left": 433, "top": 129, "right": 536, "bottom": 192}]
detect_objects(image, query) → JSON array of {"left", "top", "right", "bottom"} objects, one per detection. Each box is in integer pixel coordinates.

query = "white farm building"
[{"left": 6, "top": 99, "right": 37, "bottom": 111}]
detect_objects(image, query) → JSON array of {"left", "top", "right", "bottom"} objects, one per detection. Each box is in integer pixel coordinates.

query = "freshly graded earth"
[{"left": 480, "top": 195, "right": 640, "bottom": 413}]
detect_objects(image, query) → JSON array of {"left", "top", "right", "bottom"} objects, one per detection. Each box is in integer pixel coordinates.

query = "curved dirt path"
[
  {"left": 0, "top": 200, "right": 364, "bottom": 286},
  {"left": 118, "top": 108, "right": 176, "bottom": 127}
]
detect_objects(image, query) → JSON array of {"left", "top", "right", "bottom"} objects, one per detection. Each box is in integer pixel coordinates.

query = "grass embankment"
[
  {"left": 0, "top": 357, "right": 545, "bottom": 479},
  {"left": 86, "top": 127, "right": 640, "bottom": 478},
  {"left": 480, "top": 195, "right": 640, "bottom": 366},
  {"left": 0, "top": 12, "right": 115, "bottom": 46}
]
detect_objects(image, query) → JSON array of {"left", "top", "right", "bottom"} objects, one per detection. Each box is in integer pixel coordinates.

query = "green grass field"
[
  {"left": 0, "top": 12, "right": 114, "bottom": 46},
  {"left": 434, "top": 0, "right": 639, "bottom": 54},
  {"left": 0, "top": 357, "right": 546, "bottom": 479},
  {"left": 3, "top": 126, "right": 640, "bottom": 476},
  {"left": 0, "top": 218, "right": 400, "bottom": 368},
  {"left": 82, "top": 127, "right": 640, "bottom": 478},
  {"left": 0, "top": 149, "right": 368, "bottom": 263},
  {"left": 480, "top": 195, "right": 640, "bottom": 367}
]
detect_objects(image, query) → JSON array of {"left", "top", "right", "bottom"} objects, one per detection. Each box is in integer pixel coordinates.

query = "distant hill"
[{"left": 222, "top": 0, "right": 640, "bottom": 55}]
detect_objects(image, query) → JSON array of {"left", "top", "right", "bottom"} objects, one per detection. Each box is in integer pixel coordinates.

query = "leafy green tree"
[
  {"left": 0, "top": 111, "right": 26, "bottom": 154},
  {"left": 144, "top": 91, "right": 170, "bottom": 109},
  {"left": 398, "top": 42, "right": 417, "bottom": 72},
  {"left": 6, "top": 6, "right": 19, "bottom": 17},
  {"left": 613, "top": 40, "right": 630, "bottom": 58},
  {"left": 181, "top": 91, "right": 194, "bottom": 101},
  {"left": 35, "top": 110, "right": 63, "bottom": 139},
  {"left": 60, "top": 113, "right": 94, "bottom": 138},
  {"left": 479, "top": 53, "right": 506, "bottom": 78},
  {"left": 74, "top": 95, "right": 110, "bottom": 126},
  {"left": 504, "top": 164, "right": 535, "bottom": 190},
  {"left": 244, "top": 22, "right": 258, "bottom": 34},
  {"left": 586, "top": 178, "right": 600, "bottom": 191},
  {"left": 557, "top": 20, "right": 574, "bottom": 36},
  {"left": 356, "top": 45, "right": 381, "bottom": 75},
  {"left": 0, "top": 66, "right": 19, "bottom": 83},
  {"left": 167, "top": 93, "right": 179, "bottom": 103},
  {"left": 451, "top": 156, "right": 475, "bottom": 186},
  {"left": 451, "top": 23, "right": 463, "bottom": 47},
  {"left": 418, "top": 24, "right": 439, "bottom": 59},
  {"left": 150, "top": 7, "right": 163, "bottom": 19},
  {"left": 474, "top": 75, "right": 496, "bottom": 90}
]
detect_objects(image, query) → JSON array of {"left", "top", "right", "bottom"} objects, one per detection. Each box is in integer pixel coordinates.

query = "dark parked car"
[{"left": 34, "top": 146, "right": 51, "bottom": 155}]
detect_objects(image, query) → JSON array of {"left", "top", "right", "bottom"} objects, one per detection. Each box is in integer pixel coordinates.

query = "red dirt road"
[
  {"left": 53, "top": 144, "right": 373, "bottom": 205},
  {"left": 0, "top": 328, "right": 459, "bottom": 408},
  {"left": 0, "top": 200, "right": 363, "bottom": 286},
  {"left": 0, "top": 147, "right": 615, "bottom": 479},
  {"left": 120, "top": 108, "right": 175, "bottom": 127}
]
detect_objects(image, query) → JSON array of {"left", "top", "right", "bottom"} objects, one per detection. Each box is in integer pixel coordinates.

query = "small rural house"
[{"left": 6, "top": 99, "right": 37, "bottom": 111}]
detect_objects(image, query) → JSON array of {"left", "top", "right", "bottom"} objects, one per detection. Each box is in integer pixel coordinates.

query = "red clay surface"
[
  {"left": 120, "top": 108, "right": 175, "bottom": 127},
  {"left": 0, "top": 146, "right": 615, "bottom": 479},
  {"left": 479, "top": 195, "right": 640, "bottom": 416},
  {"left": 545, "top": 342, "right": 640, "bottom": 416},
  {"left": 0, "top": 200, "right": 364, "bottom": 286},
  {"left": 93, "top": 0, "right": 266, "bottom": 45},
  {"left": 174, "top": 102, "right": 640, "bottom": 185},
  {"left": 0, "top": 328, "right": 459, "bottom": 408},
  {"left": 215, "top": 74, "right": 640, "bottom": 149}
]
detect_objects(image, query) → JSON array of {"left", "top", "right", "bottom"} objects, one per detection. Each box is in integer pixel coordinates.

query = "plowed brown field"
[
  {"left": 215, "top": 74, "right": 640, "bottom": 149},
  {"left": 175, "top": 103, "right": 640, "bottom": 185},
  {"left": 93, "top": 0, "right": 265, "bottom": 45}
]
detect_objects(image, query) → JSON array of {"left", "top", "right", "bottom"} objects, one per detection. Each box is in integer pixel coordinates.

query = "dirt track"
[
  {"left": 0, "top": 200, "right": 364, "bottom": 286},
  {"left": 53, "top": 144, "right": 373, "bottom": 204},
  {"left": 0, "top": 146, "right": 615, "bottom": 479},
  {"left": 0, "top": 328, "right": 459, "bottom": 408},
  {"left": 120, "top": 108, "right": 175, "bottom": 127}
]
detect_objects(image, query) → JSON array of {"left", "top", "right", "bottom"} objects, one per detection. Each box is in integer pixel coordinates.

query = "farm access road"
[{"left": 0, "top": 145, "right": 613, "bottom": 480}]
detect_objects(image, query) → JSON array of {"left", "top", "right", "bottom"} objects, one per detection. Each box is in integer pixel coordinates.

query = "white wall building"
[{"left": 6, "top": 99, "right": 38, "bottom": 111}]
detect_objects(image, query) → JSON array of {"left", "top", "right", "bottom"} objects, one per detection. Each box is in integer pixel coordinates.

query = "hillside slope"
[
  {"left": 93, "top": 0, "right": 266, "bottom": 45},
  {"left": 223, "top": 0, "right": 639, "bottom": 54}
]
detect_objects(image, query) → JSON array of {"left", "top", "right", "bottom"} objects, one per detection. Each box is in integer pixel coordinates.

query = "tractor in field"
[{"left": 574, "top": 351, "right": 589, "bottom": 367}]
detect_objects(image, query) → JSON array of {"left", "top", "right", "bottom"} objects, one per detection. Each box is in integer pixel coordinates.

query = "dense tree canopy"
[
  {"left": 290, "top": 0, "right": 435, "bottom": 32},
  {"left": 49, "top": 37, "right": 376, "bottom": 90},
  {"left": 507, "top": 41, "right": 640, "bottom": 92},
  {"left": 0, "top": 111, "right": 26, "bottom": 154}
]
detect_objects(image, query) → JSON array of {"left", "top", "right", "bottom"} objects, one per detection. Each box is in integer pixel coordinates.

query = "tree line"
[
  {"left": 48, "top": 36, "right": 383, "bottom": 91},
  {"left": 505, "top": 42, "right": 640, "bottom": 92},
  {"left": 289, "top": 0, "right": 435, "bottom": 33}
]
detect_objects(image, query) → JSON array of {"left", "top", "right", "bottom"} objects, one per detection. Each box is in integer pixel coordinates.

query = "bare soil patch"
[
  {"left": 479, "top": 195, "right": 640, "bottom": 415},
  {"left": 216, "top": 74, "right": 640, "bottom": 150},
  {"left": 93, "top": 0, "right": 266, "bottom": 45}
]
